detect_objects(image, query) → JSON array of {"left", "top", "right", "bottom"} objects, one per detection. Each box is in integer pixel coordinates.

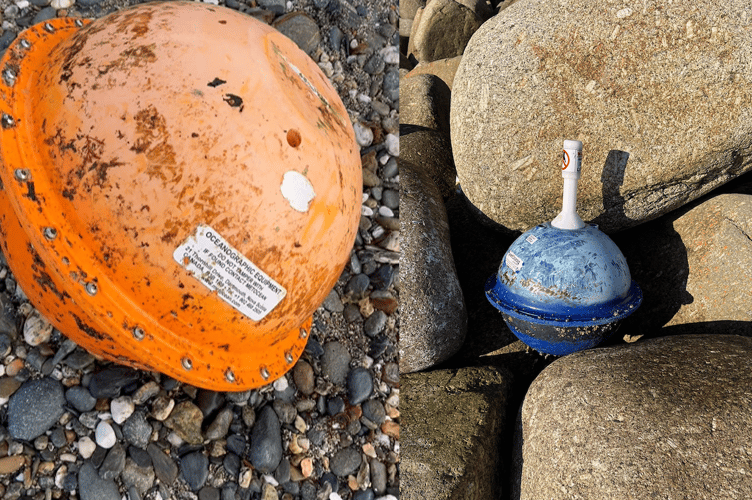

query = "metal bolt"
[
  {"left": 44, "top": 23, "right": 55, "bottom": 33},
  {"left": 1, "top": 114, "right": 15, "bottom": 129},
  {"left": 43, "top": 227, "right": 57, "bottom": 240},
  {"left": 19, "top": 39, "right": 31, "bottom": 49},
  {"left": 299, "top": 327, "right": 308, "bottom": 339},
  {"left": 75, "top": 19, "right": 84, "bottom": 27},
  {"left": 2, "top": 68, "right": 16, "bottom": 86},
  {"left": 85, "top": 282, "right": 98, "bottom": 295},
  {"left": 14, "top": 169, "right": 29, "bottom": 181},
  {"left": 285, "top": 351, "right": 294, "bottom": 364},
  {"left": 182, "top": 357, "right": 193, "bottom": 370},
  {"left": 260, "top": 367, "right": 270, "bottom": 380},
  {"left": 132, "top": 327, "right": 145, "bottom": 341},
  {"left": 225, "top": 369, "right": 236, "bottom": 383}
]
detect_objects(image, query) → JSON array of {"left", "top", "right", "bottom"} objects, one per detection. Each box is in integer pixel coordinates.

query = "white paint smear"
[{"left": 280, "top": 171, "right": 316, "bottom": 212}]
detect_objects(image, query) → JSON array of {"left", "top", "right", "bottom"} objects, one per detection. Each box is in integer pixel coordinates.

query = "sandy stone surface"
[{"left": 451, "top": 0, "right": 752, "bottom": 233}]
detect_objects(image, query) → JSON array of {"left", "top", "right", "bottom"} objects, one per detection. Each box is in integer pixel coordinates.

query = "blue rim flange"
[{"left": 485, "top": 274, "right": 642, "bottom": 327}]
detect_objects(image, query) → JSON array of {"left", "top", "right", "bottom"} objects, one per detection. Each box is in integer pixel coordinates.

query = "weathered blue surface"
[{"left": 486, "top": 223, "right": 642, "bottom": 355}]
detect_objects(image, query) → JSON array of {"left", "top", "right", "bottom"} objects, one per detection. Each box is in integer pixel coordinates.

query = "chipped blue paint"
[{"left": 486, "top": 222, "right": 642, "bottom": 356}]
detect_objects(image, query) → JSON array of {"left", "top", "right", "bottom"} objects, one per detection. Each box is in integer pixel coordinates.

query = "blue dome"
[{"left": 486, "top": 223, "right": 642, "bottom": 355}]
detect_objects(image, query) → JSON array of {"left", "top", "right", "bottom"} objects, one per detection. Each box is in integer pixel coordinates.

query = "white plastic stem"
[{"left": 551, "top": 140, "right": 586, "bottom": 230}]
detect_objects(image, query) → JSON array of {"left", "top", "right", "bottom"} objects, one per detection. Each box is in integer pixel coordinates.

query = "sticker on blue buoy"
[{"left": 506, "top": 251, "right": 523, "bottom": 272}]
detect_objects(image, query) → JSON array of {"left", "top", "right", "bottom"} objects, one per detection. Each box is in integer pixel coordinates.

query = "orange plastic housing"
[{"left": 0, "top": 2, "right": 361, "bottom": 390}]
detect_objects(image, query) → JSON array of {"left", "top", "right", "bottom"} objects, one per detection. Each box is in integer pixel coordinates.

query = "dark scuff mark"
[
  {"left": 218, "top": 344, "right": 229, "bottom": 352},
  {"left": 208, "top": 77, "right": 226, "bottom": 87},
  {"left": 72, "top": 313, "right": 113, "bottom": 341},
  {"left": 223, "top": 94, "right": 244, "bottom": 110},
  {"left": 34, "top": 271, "right": 68, "bottom": 301},
  {"left": 25, "top": 182, "right": 36, "bottom": 201},
  {"left": 62, "top": 188, "right": 76, "bottom": 200}
]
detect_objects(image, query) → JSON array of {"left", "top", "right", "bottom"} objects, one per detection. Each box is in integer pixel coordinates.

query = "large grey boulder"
[
  {"left": 403, "top": 366, "right": 511, "bottom": 500},
  {"left": 452, "top": 0, "right": 752, "bottom": 233},
  {"left": 401, "top": 159, "right": 467, "bottom": 373},
  {"left": 615, "top": 193, "right": 752, "bottom": 339},
  {"left": 408, "top": 0, "right": 489, "bottom": 63},
  {"left": 515, "top": 334, "right": 752, "bottom": 500}
]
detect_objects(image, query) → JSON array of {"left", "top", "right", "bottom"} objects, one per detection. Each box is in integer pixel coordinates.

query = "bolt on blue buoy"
[{"left": 485, "top": 140, "right": 642, "bottom": 356}]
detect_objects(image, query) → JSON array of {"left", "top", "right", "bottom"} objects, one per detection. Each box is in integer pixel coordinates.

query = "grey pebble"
[
  {"left": 370, "top": 265, "right": 395, "bottom": 290},
  {"left": 62, "top": 472, "right": 78, "bottom": 492},
  {"left": 79, "top": 412, "right": 99, "bottom": 430},
  {"left": 26, "top": 348, "right": 47, "bottom": 371},
  {"left": 128, "top": 486, "right": 142, "bottom": 500},
  {"left": 362, "top": 400, "right": 386, "bottom": 425},
  {"left": 64, "top": 350, "right": 96, "bottom": 370},
  {"left": 129, "top": 445, "right": 152, "bottom": 468},
  {"left": 147, "top": 442, "right": 178, "bottom": 484},
  {"left": 257, "top": 0, "right": 285, "bottom": 14},
  {"left": 249, "top": 405, "right": 283, "bottom": 474},
  {"left": 330, "top": 446, "right": 362, "bottom": 477},
  {"left": 382, "top": 68, "right": 399, "bottom": 102},
  {"left": 50, "top": 338, "right": 77, "bottom": 367},
  {"left": 0, "top": 332, "right": 12, "bottom": 357},
  {"left": 205, "top": 407, "right": 233, "bottom": 440},
  {"left": 275, "top": 457, "right": 291, "bottom": 484},
  {"left": 8, "top": 377, "right": 65, "bottom": 440},
  {"left": 121, "top": 458, "right": 156, "bottom": 497},
  {"left": 347, "top": 367, "right": 373, "bottom": 405},
  {"left": 273, "top": 399, "right": 297, "bottom": 424},
  {"left": 225, "top": 389, "right": 251, "bottom": 405},
  {"left": 368, "top": 334, "right": 390, "bottom": 359},
  {"left": 345, "top": 273, "right": 370, "bottom": 300},
  {"left": 382, "top": 157, "right": 398, "bottom": 178},
  {"left": 327, "top": 396, "right": 345, "bottom": 416},
  {"left": 322, "top": 289, "right": 344, "bottom": 313},
  {"left": 370, "top": 460, "right": 387, "bottom": 494},
  {"left": 196, "top": 389, "right": 225, "bottom": 418},
  {"left": 91, "top": 445, "right": 108, "bottom": 469},
  {"left": 364, "top": 54, "right": 386, "bottom": 75},
  {"left": 343, "top": 303, "right": 362, "bottom": 323},
  {"left": 301, "top": 481, "right": 317, "bottom": 500},
  {"left": 122, "top": 411, "right": 151, "bottom": 449},
  {"left": 223, "top": 452, "right": 241, "bottom": 478},
  {"left": 32, "top": 7, "right": 56, "bottom": 24},
  {"left": 322, "top": 341, "right": 352, "bottom": 385},
  {"left": 50, "top": 427, "right": 67, "bottom": 449},
  {"left": 353, "top": 490, "right": 375, "bottom": 500},
  {"left": 88, "top": 366, "right": 140, "bottom": 399},
  {"left": 382, "top": 189, "right": 399, "bottom": 209},
  {"left": 181, "top": 451, "right": 209, "bottom": 491},
  {"left": 222, "top": 484, "right": 239, "bottom": 500},
  {"left": 100, "top": 443, "right": 126, "bottom": 480},
  {"left": 199, "top": 486, "right": 220, "bottom": 500},
  {"left": 364, "top": 310, "right": 387, "bottom": 337},
  {"left": 304, "top": 338, "right": 324, "bottom": 358},
  {"left": 320, "top": 471, "right": 338, "bottom": 491},
  {"left": 226, "top": 434, "right": 246, "bottom": 456},
  {"left": 329, "top": 25, "right": 343, "bottom": 51},
  {"left": 78, "top": 462, "right": 120, "bottom": 500}
]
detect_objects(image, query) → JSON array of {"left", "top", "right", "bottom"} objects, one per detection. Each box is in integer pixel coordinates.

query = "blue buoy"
[{"left": 485, "top": 140, "right": 642, "bottom": 355}]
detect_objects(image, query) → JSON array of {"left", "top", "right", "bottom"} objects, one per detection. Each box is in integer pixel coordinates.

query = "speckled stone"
[
  {"left": 452, "top": 0, "right": 752, "bottom": 233},
  {"left": 402, "top": 366, "right": 511, "bottom": 500},
  {"left": 401, "top": 159, "right": 467, "bottom": 373},
  {"left": 515, "top": 335, "right": 752, "bottom": 500},
  {"left": 8, "top": 377, "right": 65, "bottom": 441},
  {"left": 408, "top": 0, "right": 488, "bottom": 63}
]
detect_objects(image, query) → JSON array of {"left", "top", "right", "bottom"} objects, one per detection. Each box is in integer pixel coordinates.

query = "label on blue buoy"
[
  {"left": 506, "top": 251, "right": 523, "bottom": 272},
  {"left": 525, "top": 234, "right": 538, "bottom": 245}
]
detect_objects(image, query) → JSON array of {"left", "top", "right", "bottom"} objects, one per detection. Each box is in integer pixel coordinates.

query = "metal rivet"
[
  {"left": 75, "top": 19, "right": 84, "bottom": 27},
  {"left": 19, "top": 39, "right": 31, "bottom": 49},
  {"left": 14, "top": 169, "right": 29, "bottom": 181},
  {"left": 2, "top": 68, "right": 16, "bottom": 86},
  {"left": 299, "top": 327, "right": 308, "bottom": 339},
  {"left": 1, "top": 114, "right": 15, "bottom": 129},
  {"left": 225, "top": 369, "right": 236, "bottom": 383},
  {"left": 285, "top": 352, "right": 294, "bottom": 364},
  {"left": 182, "top": 357, "right": 193, "bottom": 370},
  {"left": 43, "top": 227, "right": 57, "bottom": 240},
  {"left": 44, "top": 22, "right": 55, "bottom": 33},
  {"left": 260, "top": 367, "right": 270, "bottom": 380},
  {"left": 85, "top": 282, "right": 98, "bottom": 295},
  {"left": 132, "top": 327, "right": 145, "bottom": 341}
]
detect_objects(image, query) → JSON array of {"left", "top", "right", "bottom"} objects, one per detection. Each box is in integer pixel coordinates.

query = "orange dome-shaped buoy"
[{"left": 0, "top": 2, "right": 362, "bottom": 390}]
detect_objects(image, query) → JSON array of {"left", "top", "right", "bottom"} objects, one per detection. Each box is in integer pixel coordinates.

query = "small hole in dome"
[{"left": 287, "top": 129, "right": 302, "bottom": 148}]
